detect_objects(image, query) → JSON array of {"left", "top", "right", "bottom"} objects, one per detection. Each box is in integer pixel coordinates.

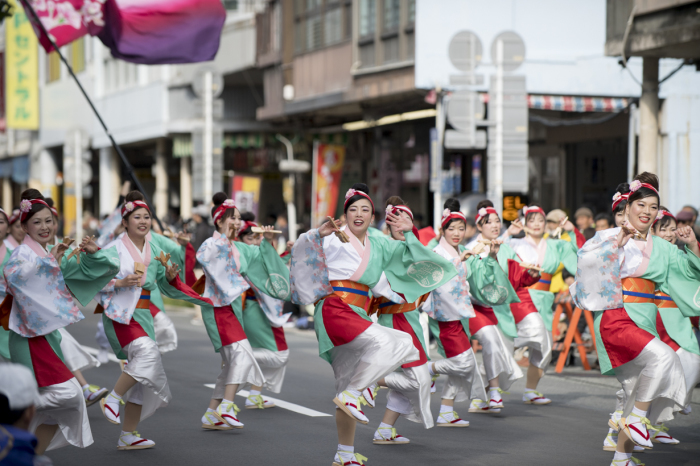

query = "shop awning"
[{"left": 527, "top": 95, "right": 630, "bottom": 112}]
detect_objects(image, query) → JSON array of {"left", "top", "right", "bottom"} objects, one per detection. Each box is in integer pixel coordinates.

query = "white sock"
[
  {"left": 428, "top": 364, "right": 435, "bottom": 376},
  {"left": 489, "top": 387, "right": 500, "bottom": 394},
  {"left": 249, "top": 389, "right": 261, "bottom": 397},
  {"left": 607, "top": 428, "right": 616, "bottom": 435},
  {"left": 613, "top": 451, "right": 632, "bottom": 460},
  {"left": 338, "top": 444, "right": 354, "bottom": 453},
  {"left": 207, "top": 408, "right": 216, "bottom": 413},
  {"left": 81, "top": 384, "right": 90, "bottom": 391},
  {"left": 222, "top": 398, "right": 234, "bottom": 405},
  {"left": 109, "top": 390, "right": 122, "bottom": 401},
  {"left": 631, "top": 406, "right": 647, "bottom": 418},
  {"left": 440, "top": 405, "right": 452, "bottom": 413},
  {"left": 121, "top": 430, "right": 132, "bottom": 436},
  {"left": 378, "top": 422, "right": 393, "bottom": 429},
  {"left": 345, "top": 389, "right": 362, "bottom": 398}
]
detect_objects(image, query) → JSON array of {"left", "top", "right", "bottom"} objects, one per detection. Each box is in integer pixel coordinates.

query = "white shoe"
[
  {"left": 333, "top": 391, "right": 369, "bottom": 424},
  {"left": 619, "top": 413, "right": 653, "bottom": 449},
  {"left": 117, "top": 431, "right": 155, "bottom": 450},
  {"left": 332, "top": 450, "right": 368, "bottom": 466},
  {"left": 610, "top": 457, "right": 645, "bottom": 466},
  {"left": 373, "top": 426, "right": 410, "bottom": 445},
  {"left": 97, "top": 349, "right": 111, "bottom": 365},
  {"left": 201, "top": 410, "right": 233, "bottom": 430},
  {"left": 100, "top": 392, "right": 122, "bottom": 425},
  {"left": 83, "top": 385, "right": 108, "bottom": 407},
  {"left": 436, "top": 410, "right": 469, "bottom": 427},
  {"left": 523, "top": 390, "right": 551, "bottom": 405},
  {"left": 679, "top": 404, "right": 691, "bottom": 415},
  {"left": 245, "top": 394, "right": 276, "bottom": 409},
  {"left": 362, "top": 384, "right": 379, "bottom": 409},
  {"left": 608, "top": 410, "right": 623, "bottom": 430},
  {"left": 430, "top": 374, "right": 439, "bottom": 394},
  {"left": 488, "top": 388, "right": 506, "bottom": 409},
  {"left": 468, "top": 399, "right": 492, "bottom": 414},
  {"left": 651, "top": 425, "right": 679, "bottom": 444},
  {"left": 216, "top": 400, "right": 244, "bottom": 428}
]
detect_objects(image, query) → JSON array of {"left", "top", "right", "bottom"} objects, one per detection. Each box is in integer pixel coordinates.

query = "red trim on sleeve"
[
  {"left": 572, "top": 228, "right": 586, "bottom": 248},
  {"left": 185, "top": 243, "right": 197, "bottom": 286}
]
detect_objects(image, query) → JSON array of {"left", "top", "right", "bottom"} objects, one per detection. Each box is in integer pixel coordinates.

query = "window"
[
  {"left": 383, "top": 0, "right": 399, "bottom": 31},
  {"left": 69, "top": 38, "right": 85, "bottom": 73},
  {"left": 359, "top": 0, "right": 375, "bottom": 37},
  {"left": 407, "top": 0, "right": 415, "bottom": 24},
  {"left": 294, "top": 0, "right": 351, "bottom": 54},
  {"left": 47, "top": 51, "right": 60, "bottom": 83},
  {"left": 222, "top": 0, "right": 238, "bottom": 10}
]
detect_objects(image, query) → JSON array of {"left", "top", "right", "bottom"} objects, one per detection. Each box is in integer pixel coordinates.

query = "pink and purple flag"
[{"left": 19, "top": 0, "right": 226, "bottom": 64}]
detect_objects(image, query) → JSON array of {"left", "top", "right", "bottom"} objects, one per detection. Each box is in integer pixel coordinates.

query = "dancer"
[
  {"left": 2, "top": 189, "right": 119, "bottom": 453},
  {"left": 44, "top": 197, "right": 111, "bottom": 405},
  {"left": 506, "top": 204, "right": 581, "bottom": 405},
  {"left": 97, "top": 191, "right": 209, "bottom": 450},
  {"left": 366, "top": 197, "right": 433, "bottom": 445},
  {"left": 194, "top": 193, "right": 289, "bottom": 430},
  {"left": 464, "top": 201, "right": 525, "bottom": 413},
  {"left": 424, "top": 198, "right": 510, "bottom": 427},
  {"left": 0, "top": 207, "right": 15, "bottom": 363},
  {"left": 290, "top": 183, "right": 456, "bottom": 466},
  {"left": 649, "top": 208, "right": 700, "bottom": 443},
  {"left": 238, "top": 216, "right": 291, "bottom": 409},
  {"left": 572, "top": 173, "right": 699, "bottom": 466},
  {"left": 5, "top": 208, "right": 23, "bottom": 250}
]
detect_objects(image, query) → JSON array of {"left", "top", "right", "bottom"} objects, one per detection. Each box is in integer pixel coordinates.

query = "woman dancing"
[
  {"left": 290, "top": 183, "right": 456, "bottom": 466},
  {"left": 572, "top": 173, "right": 699, "bottom": 466}
]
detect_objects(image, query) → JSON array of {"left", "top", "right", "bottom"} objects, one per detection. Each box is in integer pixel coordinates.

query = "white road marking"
[
  {"left": 203, "top": 384, "right": 332, "bottom": 417},
  {"left": 82, "top": 346, "right": 120, "bottom": 364}
]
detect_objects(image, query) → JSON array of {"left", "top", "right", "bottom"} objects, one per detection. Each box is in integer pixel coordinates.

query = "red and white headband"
[
  {"left": 121, "top": 200, "right": 150, "bottom": 217},
  {"left": 611, "top": 192, "right": 629, "bottom": 211},
  {"left": 522, "top": 205, "right": 545, "bottom": 217},
  {"left": 629, "top": 180, "right": 658, "bottom": 196},
  {"left": 241, "top": 220, "right": 258, "bottom": 232},
  {"left": 50, "top": 207, "right": 58, "bottom": 218},
  {"left": 344, "top": 189, "right": 374, "bottom": 212},
  {"left": 19, "top": 199, "right": 51, "bottom": 222},
  {"left": 8, "top": 209, "right": 20, "bottom": 225},
  {"left": 386, "top": 204, "right": 413, "bottom": 220},
  {"left": 212, "top": 199, "right": 236, "bottom": 223},
  {"left": 475, "top": 207, "right": 498, "bottom": 223},
  {"left": 441, "top": 208, "right": 467, "bottom": 229},
  {"left": 653, "top": 210, "right": 675, "bottom": 226}
]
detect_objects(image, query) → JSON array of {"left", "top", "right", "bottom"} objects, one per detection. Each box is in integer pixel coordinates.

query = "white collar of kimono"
[
  {"left": 343, "top": 226, "right": 372, "bottom": 281},
  {"left": 439, "top": 236, "right": 460, "bottom": 259},
  {"left": 22, "top": 235, "right": 49, "bottom": 258},
  {"left": 524, "top": 234, "right": 547, "bottom": 266},
  {"left": 121, "top": 233, "right": 151, "bottom": 286}
]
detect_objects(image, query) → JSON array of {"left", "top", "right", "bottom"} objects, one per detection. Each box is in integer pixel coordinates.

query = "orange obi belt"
[
  {"left": 621, "top": 277, "right": 656, "bottom": 303},
  {"left": 528, "top": 272, "right": 553, "bottom": 292},
  {"left": 654, "top": 291, "right": 676, "bottom": 309},
  {"left": 241, "top": 289, "right": 256, "bottom": 311},
  {"left": 369, "top": 294, "right": 429, "bottom": 316},
  {"left": 321, "top": 280, "right": 371, "bottom": 311},
  {"left": 95, "top": 288, "right": 150, "bottom": 314}
]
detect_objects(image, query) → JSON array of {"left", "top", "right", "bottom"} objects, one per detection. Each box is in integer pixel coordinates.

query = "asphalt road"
[{"left": 46, "top": 309, "right": 700, "bottom": 466}]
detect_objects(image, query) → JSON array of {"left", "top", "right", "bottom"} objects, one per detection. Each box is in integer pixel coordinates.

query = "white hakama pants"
[
  {"left": 211, "top": 339, "right": 265, "bottom": 399},
  {"left": 432, "top": 348, "right": 487, "bottom": 403},
  {"left": 473, "top": 325, "right": 523, "bottom": 390},
  {"left": 122, "top": 336, "right": 171, "bottom": 421},
  {"left": 385, "top": 363, "right": 434, "bottom": 428}
]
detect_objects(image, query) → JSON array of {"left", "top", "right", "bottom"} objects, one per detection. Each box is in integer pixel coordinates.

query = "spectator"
[
  {"left": 594, "top": 213, "right": 612, "bottom": 231},
  {"left": 0, "top": 364, "right": 51, "bottom": 466},
  {"left": 191, "top": 204, "right": 214, "bottom": 252},
  {"left": 464, "top": 217, "right": 477, "bottom": 244},
  {"left": 545, "top": 209, "right": 567, "bottom": 237},
  {"left": 677, "top": 206, "right": 700, "bottom": 237},
  {"left": 574, "top": 207, "right": 596, "bottom": 240}
]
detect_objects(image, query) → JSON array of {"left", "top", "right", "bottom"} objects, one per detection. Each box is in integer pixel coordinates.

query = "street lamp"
[{"left": 275, "top": 134, "right": 310, "bottom": 242}]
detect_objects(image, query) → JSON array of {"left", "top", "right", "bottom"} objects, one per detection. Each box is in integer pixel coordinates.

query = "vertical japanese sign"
[
  {"left": 311, "top": 142, "right": 345, "bottom": 227},
  {"left": 6, "top": 0, "right": 39, "bottom": 130},
  {"left": 231, "top": 175, "right": 261, "bottom": 218}
]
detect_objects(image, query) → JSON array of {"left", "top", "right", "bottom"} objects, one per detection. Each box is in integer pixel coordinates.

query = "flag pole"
[{"left": 21, "top": 2, "right": 165, "bottom": 231}]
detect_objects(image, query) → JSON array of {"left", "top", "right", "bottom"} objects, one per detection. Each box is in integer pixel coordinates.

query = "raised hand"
[
  {"left": 386, "top": 211, "right": 413, "bottom": 233},
  {"left": 260, "top": 225, "right": 276, "bottom": 241},
  {"left": 489, "top": 239, "right": 502, "bottom": 259},
  {"left": 51, "top": 242, "right": 70, "bottom": 263},
  {"left": 176, "top": 232, "right": 191, "bottom": 246},
  {"left": 560, "top": 217, "right": 575, "bottom": 232},
  {"left": 617, "top": 221, "right": 636, "bottom": 248},
  {"left": 508, "top": 218, "right": 524, "bottom": 236},
  {"left": 460, "top": 249, "right": 475, "bottom": 262},
  {"left": 166, "top": 263, "right": 181, "bottom": 282},
  {"left": 319, "top": 218, "right": 342, "bottom": 238},
  {"left": 79, "top": 236, "right": 98, "bottom": 254}
]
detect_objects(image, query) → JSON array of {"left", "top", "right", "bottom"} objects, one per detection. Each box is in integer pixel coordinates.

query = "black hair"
[
  {"left": 594, "top": 212, "right": 612, "bottom": 226},
  {"left": 654, "top": 206, "right": 676, "bottom": 232},
  {"left": 385, "top": 195, "right": 406, "bottom": 209},
  {"left": 211, "top": 192, "right": 237, "bottom": 228},
  {"left": 19, "top": 189, "right": 50, "bottom": 223},
  {"left": 465, "top": 217, "right": 476, "bottom": 228},
  {"left": 45, "top": 197, "right": 58, "bottom": 218},
  {"left": 617, "top": 172, "right": 660, "bottom": 208},
  {"left": 344, "top": 183, "right": 374, "bottom": 214},
  {"left": 0, "top": 394, "right": 25, "bottom": 425},
  {"left": 238, "top": 211, "right": 257, "bottom": 237},
  {"left": 442, "top": 198, "right": 465, "bottom": 230},
  {"left": 524, "top": 204, "right": 545, "bottom": 224},
  {"left": 612, "top": 190, "right": 627, "bottom": 215},
  {"left": 122, "top": 191, "right": 149, "bottom": 222},
  {"left": 475, "top": 199, "right": 498, "bottom": 225}
]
